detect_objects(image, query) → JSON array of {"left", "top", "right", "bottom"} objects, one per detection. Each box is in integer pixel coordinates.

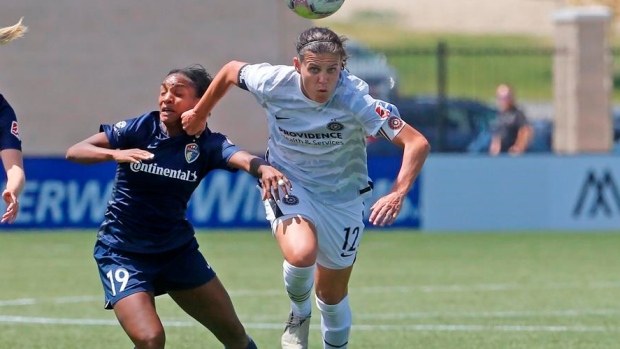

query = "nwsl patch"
[
  {"left": 185, "top": 143, "right": 200, "bottom": 163},
  {"left": 375, "top": 102, "right": 393, "bottom": 119},
  {"left": 10, "top": 121, "right": 20, "bottom": 140}
]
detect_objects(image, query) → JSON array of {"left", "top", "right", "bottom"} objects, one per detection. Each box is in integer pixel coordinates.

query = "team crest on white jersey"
[
  {"left": 327, "top": 121, "right": 344, "bottom": 131},
  {"left": 185, "top": 143, "right": 200, "bottom": 163},
  {"left": 10, "top": 121, "right": 20, "bottom": 140}
]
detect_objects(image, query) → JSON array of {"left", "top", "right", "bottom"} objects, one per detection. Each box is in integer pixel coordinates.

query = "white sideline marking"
[
  {"left": 1, "top": 280, "right": 619, "bottom": 307},
  {"left": 240, "top": 309, "right": 620, "bottom": 322},
  {"left": 355, "top": 309, "right": 620, "bottom": 320},
  {"left": 0, "top": 315, "right": 614, "bottom": 332}
]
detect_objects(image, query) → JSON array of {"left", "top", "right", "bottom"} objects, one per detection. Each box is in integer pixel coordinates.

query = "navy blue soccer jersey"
[
  {"left": 0, "top": 94, "right": 22, "bottom": 151},
  {"left": 98, "top": 111, "right": 241, "bottom": 253}
]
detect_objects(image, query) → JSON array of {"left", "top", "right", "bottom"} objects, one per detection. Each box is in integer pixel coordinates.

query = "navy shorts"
[{"left": 93, "top": 238, "right": 216, "bottom": 309}]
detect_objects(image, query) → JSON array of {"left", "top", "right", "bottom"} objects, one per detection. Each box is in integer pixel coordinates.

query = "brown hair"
[{"left": 295, "top": 27, "right": 348, "bottom": 64}]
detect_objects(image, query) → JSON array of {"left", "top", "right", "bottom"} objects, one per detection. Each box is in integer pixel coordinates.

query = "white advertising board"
[{"left": 422, "top": 155, "right": 620, "bottom": 231}]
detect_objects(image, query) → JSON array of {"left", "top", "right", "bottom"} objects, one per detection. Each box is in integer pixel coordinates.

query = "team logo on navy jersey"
[
  {"left": 10, "top": 121, "right": 20, "bottom": 140},
  {"left": 185, "top": 143, "right": 200, "bottom": 163},
  {"left": 388, "top": 116, "right": 404, "bottom": 130},
  {"left": 375, "top": 102, "right": 393, "bottom": 119},
  {"left": 327, "top": 121, "right": 344, "bottom": 131},
  {"left": 282, "top": 195, "right": 299, "bottom": 205},
  {"left": 115, "top": 121, "right": 127, "bottom": 129}
]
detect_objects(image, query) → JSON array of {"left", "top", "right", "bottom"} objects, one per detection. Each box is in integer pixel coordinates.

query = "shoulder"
[
  {"left": 199, "top": 129, "right": 231, "bottom": 147},
  {"left": 0, "top": 94, "right": 14, "bottom": 112},
  {"left": 103, "top": 111, "right": 157, "bottom": 135},
  {"left": 125, "top": 111, "right": 158, "bottom": 129},
  {"left": 0, "top": 94, "right": 17, "bottom": 122},
  {"left": 331, "top": 72, "right": 377, "bottom": 113},
  {"left": 334, "top": 72, "right": 370, "bottom": 102}
]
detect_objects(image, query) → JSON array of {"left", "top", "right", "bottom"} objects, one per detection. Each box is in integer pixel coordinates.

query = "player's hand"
[
  {"left": 181, "top": 109, "right": 207, "bottom": 136},
  {"left": 508, "top": 145, "right": 524, "bottom": 154},
  {"left": 489, "top": 143, "right": 501, "bottom": 156},
  {"left": 258, "top": 166, "right": 291, "bottom": 202},
  {"left": 112, "top": 149, "right": 154, "bottom": 163},
  {"left": 369, "top": 191, "right": 404, "bottom": 226},
  {"left": 1, "top": 189, "right": 19, "bottom": 224}
]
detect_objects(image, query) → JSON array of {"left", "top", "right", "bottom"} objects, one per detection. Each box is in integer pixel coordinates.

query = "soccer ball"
[{"left": 286, "top": 0, "right": 345, "bottom": 19}]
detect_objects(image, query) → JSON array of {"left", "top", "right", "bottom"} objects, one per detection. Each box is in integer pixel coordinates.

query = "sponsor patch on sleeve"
[
  {"left": 10, "top": 121, "right": 20, "bottom": 140},
  {"left": 375, "top": 102, "right": 393, "bottom": 119}
]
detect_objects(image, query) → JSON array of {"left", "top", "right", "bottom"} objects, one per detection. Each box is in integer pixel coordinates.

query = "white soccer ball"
[{"left": 286, "top": 0, "right": 345, "bottom": 19}]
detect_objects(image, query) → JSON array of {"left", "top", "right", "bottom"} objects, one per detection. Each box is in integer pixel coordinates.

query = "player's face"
[
  {"left": 295, "top": 52, "right": 342, "bottom": 103},
  {"left": 158, "top": 74, "right": 200, "bottom": 124}
]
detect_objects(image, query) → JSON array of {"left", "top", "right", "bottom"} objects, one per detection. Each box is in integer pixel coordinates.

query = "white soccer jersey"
[{"left": 239, "top": 63, "right": 405, "bottom": 203}]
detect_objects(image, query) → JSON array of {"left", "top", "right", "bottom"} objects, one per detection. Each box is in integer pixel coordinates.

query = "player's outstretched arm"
[
  {"left": 228, "top": 151, "right": 291, "bottom": 201},
  {"left": 1, "top": 149, "right": 25, "bottom": 224},
  {"left": 369, "top": 124, "right": 430, "bottom": 226},
  {"left": 66, "top": 132, "right": 153, "bottom": 165},
  {"left": 181, "top": 61, "right": 248, "bottom": 136}
]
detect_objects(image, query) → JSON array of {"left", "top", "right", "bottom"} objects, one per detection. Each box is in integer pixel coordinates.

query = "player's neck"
[{"left": 160, "top": 121, "right": 183, "bottom": 137}]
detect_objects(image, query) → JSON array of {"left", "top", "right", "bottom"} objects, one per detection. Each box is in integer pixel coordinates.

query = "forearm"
[
  {"left": 4, "top": 163, "right": 25, "bottom": 196},
  {"left": 66, "top": 143, "right": 116, "bottom": 164},
  {"left": 514, "top": 126, "right": 532, "bottom": 149},
  {"left": 229, "top": 151, "right": 269, "bottom": 178},
  {"left": 391, "top": 137, "right": 430, "bottom": 196},
  {"left": 194, "top": 61, "right": 244, "bottom": 118},
  {"left": 1, "top": 149, "right": 25, "bottom": 195},
  {"left": 489, "top": 136, "right": 501, "bottom": 154}
]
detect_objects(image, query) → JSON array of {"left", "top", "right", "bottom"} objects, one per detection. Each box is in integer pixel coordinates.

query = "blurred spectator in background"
[
  {"left": 1, "top": 18, "right": 27, "bottom": 223},
  {"left": 489, "top": 84, "right": 533, "bottom": 156}
]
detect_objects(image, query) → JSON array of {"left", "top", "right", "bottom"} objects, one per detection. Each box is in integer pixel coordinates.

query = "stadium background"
[
  {"left": 2, "top": 2, "right": 620, "bottom": 349},
  {"left": 1, "top": 0, "right": 618, "bottom": 231}
]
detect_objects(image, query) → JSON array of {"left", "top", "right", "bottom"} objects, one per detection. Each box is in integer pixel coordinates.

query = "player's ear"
[{"left": 293, "top": 56, "right": 301, "bottom": 73}]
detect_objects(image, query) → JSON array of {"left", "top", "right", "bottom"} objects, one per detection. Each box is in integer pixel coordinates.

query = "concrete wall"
[{"left": 1, "top": 0, "right": 311, "bottom": 155}]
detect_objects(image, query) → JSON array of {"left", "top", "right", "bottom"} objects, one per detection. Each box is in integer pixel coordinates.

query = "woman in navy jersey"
[
  {"left": 181, "top": 27, "right": 430, "bottom": 349},
  {"left": 66, "top": 65, "right": 288, "bottom": 349},
  {"left": 0, "top": 94, "right": 24, "bottom": 224},
  {"left": 0, "top": 18, "right": 28, "bottom": 224}
]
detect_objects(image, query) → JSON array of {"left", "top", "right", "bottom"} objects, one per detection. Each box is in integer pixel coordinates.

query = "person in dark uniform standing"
[
  {"left": 489, "top": 84, "right": 533, "bottom": 155},
  {"left": 66, "top": 65, "right": 289, "bottom": 349}
]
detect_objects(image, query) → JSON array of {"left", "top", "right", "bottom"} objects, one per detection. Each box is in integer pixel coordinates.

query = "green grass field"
[{"left": 1, "top": 230, "right": 619, "bottom": 349}]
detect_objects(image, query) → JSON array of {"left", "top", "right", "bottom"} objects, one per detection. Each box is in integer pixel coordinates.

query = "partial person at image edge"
[{"left": 0, "top": 17, "right": 28, "bottom": 224}]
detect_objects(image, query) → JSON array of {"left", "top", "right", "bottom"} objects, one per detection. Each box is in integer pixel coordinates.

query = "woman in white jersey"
[{"left": 182, "top": 27, "right": 430, "bottom": 349}]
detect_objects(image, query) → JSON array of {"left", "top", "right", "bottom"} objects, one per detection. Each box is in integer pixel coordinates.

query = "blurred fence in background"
[
  {"left": 373, "top": 43, "right": 620, "bottom": 153},
  {"left": 384, "top": 44, "right": 556, "bottom": 103}
]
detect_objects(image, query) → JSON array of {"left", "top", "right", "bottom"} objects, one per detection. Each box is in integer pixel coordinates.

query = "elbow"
[
  {"left": 418, "top": 135, "right": 431, "bottom": 157},
  {"left": 403, "top": 134, "right": 430, "bottom": 160},
  {"left": 65, "top": 145, "right": 78, "bottom": 163}
]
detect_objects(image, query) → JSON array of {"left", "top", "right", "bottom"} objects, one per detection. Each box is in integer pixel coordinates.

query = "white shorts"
[{"left": 262, "top": 182, "right": 366, "bottom": 269}]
